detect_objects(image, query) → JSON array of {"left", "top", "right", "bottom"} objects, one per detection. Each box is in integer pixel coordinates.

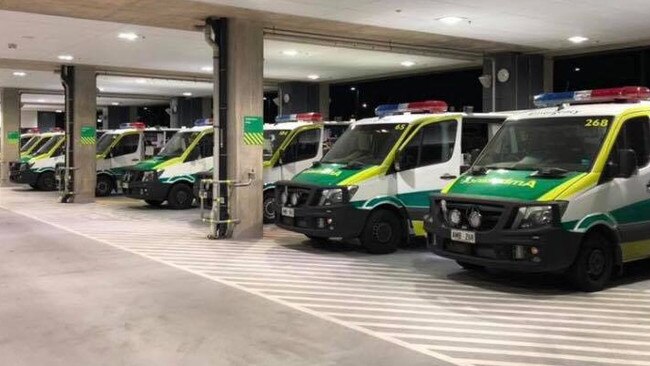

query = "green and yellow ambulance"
[
  {"left": 10, "top": 131, "right": 65, "bottom": 190},
  {"left": 19, "top": 129, "right": 42, "bottom": 157},
  {"left": 122, "top": 120, "right": 213, "bottom": 209},
  {"left": 426, "top": 86, "right": 650, "bottom": 291},
  {"left": 274, "top": 100, "right": 512, "bottom": 254}
]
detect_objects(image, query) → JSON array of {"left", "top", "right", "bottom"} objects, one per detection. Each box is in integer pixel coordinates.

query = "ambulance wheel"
[
  {"left": 263, "top": 191, "right": 276, "bottom": 224},
  {"left": 567, "top": 234, "right": 613, "bottom": 292},
  {"left": 168, "top": 183, "right": 194, "bottom": 210},
  {"left": 36, "top": 171, "right": 56, "bottom": 191},
  {"left": 456, "top": 261, "right": 484, "bottom": 271},
  {"left": 361, "top": 209, "right": 402, "bottom": 254},
  {"left": 145, "top": 200, "right": 163, "bottom": 207},
  {"left": 95, "top": 175, "right": 114, "bottom": 197},
  {"left": 29, "top": 183, "right": 38, "bottom": 189}
]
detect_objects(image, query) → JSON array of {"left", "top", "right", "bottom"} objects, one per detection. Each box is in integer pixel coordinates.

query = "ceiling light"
[
  {"left": 118, "top": 32, "right": 140, "bottom": 41},
  {"left": 401, "top": 61, "right": 416, "bottom": 67},
  {"left": 58, "top": 54, "right": 74, "bottom": 61},
  {"left": 111, "top": 102, "right": 120, "bottom": 106},
  {"left": 350, "top": 87, "right": 357, "bottom": 91},
  {"left": 201, "top": 66, "right": 213, "bottom": 72},
  {"left": 362, "top": 103, "right": 368, "bottom": 108},
  {"left": 55, "top": 110, "right": 63, "bottom": 113},
  {"left": 283, "top": 49, "right": 298, "bottom": 56},
  {"left": 307, "top": 74, "right": 320, "bottom": 80},
  {"left": 98, "top": 87, "right": 105, "bottom": 92},
  {"left": 568, "top": 36, "right": 589, "bottom": 44},
  {"left": 12, "top": 71, "right": 26, "bottom": 77},
  {"left": 437, "top": 16, "right": 467, "bottom": 25},
  {"left": 574, "top": 67, "right": 581, "bottom": 72},
  {"left": 37, "top": 99, "right": 46, "bottom": 103},
  {"left": 135, "top": 78, "right": 147, "bottom": 84},
  {"left": 182, "top": 92, "right": 193, "bottom": 97}
]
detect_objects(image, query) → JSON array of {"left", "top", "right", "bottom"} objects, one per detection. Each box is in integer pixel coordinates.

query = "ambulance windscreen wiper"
[{"left": 530, "top": 167, "right": 569, "bottom": 178}]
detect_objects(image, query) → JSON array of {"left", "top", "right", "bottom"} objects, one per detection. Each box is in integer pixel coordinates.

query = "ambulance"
[
  {"left": 122, "top": 120, "right": 213, "bottom": 209},
  {"left": 10, "top": 131, "right": 65, "bottom": 190},
  {"left": 20, "top": 129, "right": 41, "bottom": 156},
  {"left": 274, "top": 100, "right": 512, "bottom": 254},
  {"left": 426, "top": 86, "right": 650, "bottom": 291},
  {"left": 93, "top": 122, "right": 177, "bottom": 196}
]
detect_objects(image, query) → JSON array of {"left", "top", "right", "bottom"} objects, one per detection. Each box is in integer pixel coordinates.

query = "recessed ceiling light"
[
  {"left": 118, "top": 32, "right": 140, "bottom": 41},
  {"left": 362, "top": 103, "right": 368, "bottom": 108},
  {"left": 135, "top": 78, "right": 147, "bottom": 84},
  {"left": 350, "top": 87, "right": 357, "bottom": 91},
  {"left": 37, "top": 99, "right": 46, "bottom": 103},
  {"left": 568, "top": 36, "right": 589, "bottom": 44},
  {"left": 55, "top": 110, "right": 63, "bottom": 113},
  {"left": 111, "top": 102, "right": 120, "bottom": 106},
  {"left": 401, "top": 61, "right": 416, "bottom": 67},
  {"left": 201, "top": 66, "right": 213, "bottom": 72},
  {"left": 437, "top": 16, "right": 467, "bottom": 25},
  {"left": 98, "top": 87, "right": 104, "bottom": 92},
  {"left": 283, "top": 49, "right": 299, "bottom": 56},
  {"left": 182, "top": 92, "right": 193, "bottom": 97},
  {"left": 12, "top": 71, "right": 26, "bottom": 77},
  {"left": 574, "top": 67, "right": 581, "bottom": 72},
  {"left": 307, "top": 74, "right": 320, "bottom": 80},
  {"left": 58, "top": 54, "right": 74, "bottom": 61}
]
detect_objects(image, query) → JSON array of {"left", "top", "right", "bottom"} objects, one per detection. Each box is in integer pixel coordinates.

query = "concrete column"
[
  {"left": 0, "top": 88, "right": 20, "bottom": 186},
  {"left": 70, "top": 66, "right": 97, "bottom": 203},
  {"left": 169, "top": 98, "right": 180, "bottom": 128},
  {"left": 319, "top": 83, "right": 330, "bottom": 120},
  {"left": 277, "top": 81, "right": 320, "bottom": 115},
  {"left": 227, "top": 18, "right": 264, "bottom": 239},
  {"left": 482, "top": 53, "right": 545, "bottom": 112}
]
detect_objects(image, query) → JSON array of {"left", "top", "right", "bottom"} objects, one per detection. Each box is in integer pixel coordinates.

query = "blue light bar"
[{"left": 534, "top": 86, "right": 650, "bottom": 107}]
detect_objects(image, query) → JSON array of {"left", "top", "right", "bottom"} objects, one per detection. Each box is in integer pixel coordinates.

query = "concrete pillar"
[
  {"left": 226, "top": 18, "right": 264, "bottom": 239},
  {"left": 70, "top": 66, "right": 97, "bottom": 203},
  {"left": 201, "top": 97, "right": 212, "bottom": 119},
  {"left": 277, "top": 81, "right": 320, "bottom": 115},
  {"left": 0, "top": 88, "right": 20, "bottom": 186},
  {"left": 169, "top": 98, "right": 180, "bottom": 128},
  {"left": 482, "top": 53, "right": 545, "bottom": 112},
  {"left": 319, "top": 83, "right": 330, "bottom": 120}
]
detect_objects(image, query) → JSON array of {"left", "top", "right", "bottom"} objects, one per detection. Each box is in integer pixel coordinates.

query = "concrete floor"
[{"left": 2, "top": 186, "right": 650, "bottom": 366}]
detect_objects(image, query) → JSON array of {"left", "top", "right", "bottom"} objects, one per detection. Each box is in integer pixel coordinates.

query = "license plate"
[
  {"left": 451, "top": 229, "right": 476, "bottom": 244},
  {"left": 122, "top": 182, "right": 130, "bottom": 189},
  {"left": 281, "top": 207, "right": 295, "bottom": 218}
]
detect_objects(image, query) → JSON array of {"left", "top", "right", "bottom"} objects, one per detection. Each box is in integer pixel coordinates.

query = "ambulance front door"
[{"left": 279, "top": 128, "right": 322, "bottom": 181}]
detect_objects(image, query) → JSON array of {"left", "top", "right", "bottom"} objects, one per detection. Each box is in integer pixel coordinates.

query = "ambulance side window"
[
  {"left": 282, "top": 129, "right": 321, "bottom": 164},
  {"left": 186, "top": 133, "right": 214, "bottom": 162},
  {"left": 399, "top": 120, "right": 458, "bottom": 170},
  {"left": 111, "top": 134, "right": 140, "bottom": 157},
  {"left": 605, "top": 117, "right": 650, "bottom": 180}
]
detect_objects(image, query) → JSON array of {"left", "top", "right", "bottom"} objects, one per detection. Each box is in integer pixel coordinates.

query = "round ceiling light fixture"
[
  {"left": 182, "top": 92, "right": 193, "bottom": 97},
  {"left": 307, "top": 74, "right": 320, "bottom": 80},
  {"left": 401, "top": 61, "right": 416, "bottom": 67},
  {"left": 437, "top": 16, "right": 468, "bottom": 25},
  {"left": 12, "top": 71, "right": 26, "bottom": 77},
  {"left": 201, "top": 66, "right": 213, "bottom": 72},
  {"left": 118, "top": 32, "right": 140, "bottom": 41},
  {"left": 568, "top": 36, "right": 589, "bottom": 44},
  {"left": 57, "top": 54, "right": 74, "bottom": 61},
  {"left": 282, "top": 49, "right": 299, "bottom": 56}
]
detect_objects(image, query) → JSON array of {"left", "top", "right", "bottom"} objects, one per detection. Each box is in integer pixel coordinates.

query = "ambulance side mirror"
[{"left": 617, "top": 149, "right": 638, "bottom": 178}]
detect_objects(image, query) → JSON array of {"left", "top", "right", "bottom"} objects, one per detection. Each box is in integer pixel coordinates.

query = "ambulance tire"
[
  {"left": 29, "top": 183, "right": 38, "bottom": 189},
  {"left": 145, "top": 200, "right": 163, "bottom": 207},
  {"left": 263, "top": 191, "right": 276, "bottom": 224},
  {"left": 567, "top": 233, "right": 613, "bottom": 292},
  {"left": 95, "top": 175, "right": 114, "bottom": 197},
  {"left": 168, "top": 183, "right": 194, "bottom": 210},
  {"left": 456, "top": 261, "right": 484, "bottom": 271},
  {"left": 361, "top": 209, "right": 402, "bottom": 255},
  {"left": 36, "top": 171, "right": 56, "bottom": 191}
]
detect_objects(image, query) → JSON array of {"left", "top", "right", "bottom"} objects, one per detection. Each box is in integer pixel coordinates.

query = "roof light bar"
[
  {"left": 119, "top": 122, "right": 147, "bottom": 129},
  {"left": 534, "top": 86, "right": 650, "bottom": 107},
  {"left": 27, "top": 128, "right": 40, "bottom": 134},
  {"left": 275, "top": 112, "right": 323, "bottom": 123},
  {"left": 194, "top": 118, "right": 213, "bottom": 126},
  {"left": 375, "top": 100, "right": 448, "bottom": 117}
]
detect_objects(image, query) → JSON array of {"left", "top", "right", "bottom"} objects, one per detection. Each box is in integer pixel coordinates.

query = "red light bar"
[
  {"left": 296, "top": 112, "right": 323, "bottom": 122},
  {"left": 590, "top": 86, "right": 650, "bottom": 101},
  {"left": 534, "top": 86, "right": 650, "bottom": 107}
]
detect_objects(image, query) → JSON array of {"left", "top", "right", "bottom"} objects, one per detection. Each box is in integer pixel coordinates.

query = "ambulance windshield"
[
  {"left": 96, "top": 133, "right": 118, "bottom": 155},
  {"left": 34, "top": 135, "right": 63, "bottom": 156},
  {"left": 264, "top": 130, "right": 291, "bottom": 161},
  {"left": 28, "top": 136, "right": 52, "bottom": 155},
  {"left": 21, "top": 136, "right": 38, "bottom": 152},
  {"left": 475, "top": 116, "right": 612, "bottom": 173},
  {"left": 322, "top": 123, "right": 405, "bottom": 166},
  {"left": 158, "top": 131, "right": 201, "bottom": 158}
]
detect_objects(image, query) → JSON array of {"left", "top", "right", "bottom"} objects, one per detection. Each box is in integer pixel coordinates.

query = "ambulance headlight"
[
  {"left": 290, "top": 192, "right": 300, "bottom": 206},
  {"left": 280, "top": 191, "right": 288, "bottom": 205},
  {"left": 142, "top": 170, "right": 159, "bottom": 182},
  {"left": 318, "top": 186, "right": 357, "bottom": 206},
  {"left": 514, "top": 206, "right": 553, "bottom": 229}
]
